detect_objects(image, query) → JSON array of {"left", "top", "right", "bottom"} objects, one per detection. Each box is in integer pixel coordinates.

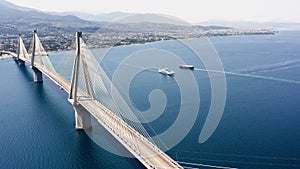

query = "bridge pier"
[
  {"left": 73, "top": 105, "right": 92, "bottom": 130},
  {"left": 16, "top": 34, "right": 24, "bottom": 66},
  {"left": 68, "top": 98, "right": 92, "bottom": 130},
  {"left": 30, "top": 30, "right": 43, "bottom": 83},
  {"left": 74, "top": 107, "right": 83, "bottom": 130},
  {"left": 12, "top": 56, "right": 25, "bottom": 66},
  {"left": 18, "top": 59, "right": 25, "bottom": 65},
  {"left": 68, "top": 32, "right": 94, "bottom": 130},
  {"left": 32, "top": 66, "right": 43, "bottom": 83}
]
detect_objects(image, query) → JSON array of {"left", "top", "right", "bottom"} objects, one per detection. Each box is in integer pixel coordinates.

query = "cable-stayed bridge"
[{"left": 1, "top": 30, "right": 183, "bottom": 169}]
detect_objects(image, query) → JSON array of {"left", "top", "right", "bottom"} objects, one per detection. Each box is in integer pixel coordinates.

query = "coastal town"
[{"left": 0, "top": 26, "right": 277, "bottom": 52}]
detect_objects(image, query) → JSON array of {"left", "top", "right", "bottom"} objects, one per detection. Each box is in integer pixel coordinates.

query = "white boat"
[
  {"left": 158, "top": 68, "right": 175, "bottom": 76},
  {"left": 179, "top": 64, "right": 194, "bottom": 70}
]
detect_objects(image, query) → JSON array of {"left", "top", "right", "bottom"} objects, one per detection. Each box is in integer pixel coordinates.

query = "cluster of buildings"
[{"left": 0, "top": 28, "right": 277, "bottom": 52}]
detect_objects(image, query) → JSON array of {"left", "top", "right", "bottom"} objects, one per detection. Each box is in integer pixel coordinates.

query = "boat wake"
[
  {"left": 194, "top": 68, "right": 300, "bottom": 85},
  {"left": 104, "top": 61, "right": 300, "bottom": 85},
  {"left": 239, "top": 59, "right": 300, "bottom": 74}
]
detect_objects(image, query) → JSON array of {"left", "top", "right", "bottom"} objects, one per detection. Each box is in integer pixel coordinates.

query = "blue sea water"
[{"left": 0, "top": 31, "right": 300, "bottom": 169}]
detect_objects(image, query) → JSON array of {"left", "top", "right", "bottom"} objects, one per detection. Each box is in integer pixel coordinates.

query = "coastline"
[{"left": 1, "top": 28, "right": 278, "bottom": 54}]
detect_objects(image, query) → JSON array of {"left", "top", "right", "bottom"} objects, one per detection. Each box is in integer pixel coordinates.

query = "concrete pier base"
[
  {"left": 18, "top": 59, "right": 25, "bottom": 65},
  {"left": 68, "top": 98, "right": 92, "bottom": 130},
  {"left": 74, "top": 106, "right": 84, "bottom": 130},
  {"left": 74, "top": 105, "right": 92, "bottom": 130},
  {"left": 32, "top": 66, "right": 43, "bottom": 83}
]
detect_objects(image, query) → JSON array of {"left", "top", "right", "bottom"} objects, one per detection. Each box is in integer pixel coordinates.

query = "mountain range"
[
  {"left": 1, "top": 0, "right": 300, "bottom": 31},
  {"left": 0, "top": 0, "right": 195, "bottom": 36},
  {"left": 0, "top": 0, "right": 188, "bottom": 26},
  {"left": 0, "top": 0, "right": 205, "bottom": 51},
  {"left": 0, "top": 0, "right": 289, "bottom": 52},
  {"left": 0, "top": 0, "right": 87, "bottom": 23},
  {"left": 49, "top": 11, "right": 135, "bottom": 22},
  {"left": 0, "top": 0, "right": 100, "bottom": 34}
]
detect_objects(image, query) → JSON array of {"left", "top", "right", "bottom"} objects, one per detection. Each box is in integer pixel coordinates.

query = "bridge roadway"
[
  {"left": 0, "top": 51, "right": 16, "bottom": 59},
  {"left": 4, "top": 52, "right": 182, "bottom": 169},
  {"left": 0, "top": 55, "right": 12, "bottom": 60}
]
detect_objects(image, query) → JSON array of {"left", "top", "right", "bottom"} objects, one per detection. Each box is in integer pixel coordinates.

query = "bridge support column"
[
  {"left": 31, "top": 30, "right": 43, "bottom": 83},
  {"left": 32, "top": 66, "right": 43, "bottom": 83},
  {"left": 18, "top": 60, "right": 25, "bottom": 65},
  {"left": 16, "top": 34, "right": 25, "bottom": 65},
  {"left": 74, "top": 106, "right": 84, "bottom": 130},
  {"left": 73, "top": 105, "right": 92, "bottom": 130},
  {"left": 13, "top": 58, "right": 25, "bottom": 66},
  {"left": 68, "top": 32, "right": 93, "bottom": 130}
]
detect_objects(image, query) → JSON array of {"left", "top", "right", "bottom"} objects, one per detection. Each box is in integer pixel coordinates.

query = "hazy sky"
[{"left": 6, "top": 0, "right": 300, "bottom": 23}]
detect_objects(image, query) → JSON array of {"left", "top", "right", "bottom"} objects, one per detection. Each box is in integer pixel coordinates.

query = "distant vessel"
[
  {"left": 158, "top": 68, "right": 175, "bottom": 76},
  {"left": 179, "top": 65, "right": 194, "bottom": 70}
]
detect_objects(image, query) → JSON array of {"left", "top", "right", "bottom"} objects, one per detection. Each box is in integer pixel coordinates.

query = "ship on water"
[
  {"left": 179, "top": 64, "right": 194, "bottom": 70},
  {"left": 158, "top": 68, "right": 175, "bottom": 76}
]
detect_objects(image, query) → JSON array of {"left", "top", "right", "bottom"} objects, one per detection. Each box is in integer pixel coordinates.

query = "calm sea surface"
[{"left": 0, "top": 31, "right": 299, "bottom": 169}]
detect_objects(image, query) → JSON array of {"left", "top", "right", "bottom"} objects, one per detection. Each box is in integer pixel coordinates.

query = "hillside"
[
  {"left": 0, "top": 0, "right": 277, "bottom": 52},
  {"left": 0, "top": 0, "right": 102, "bottom": 51}
]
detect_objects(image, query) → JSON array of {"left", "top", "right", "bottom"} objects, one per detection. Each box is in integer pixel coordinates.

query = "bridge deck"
[
  {"left": 0, "top": 55, "right": 12, "bottom": 60},
  {"left": 14, "top": 55, "right": 182, "bottom": 169},
  {"left": 0, "top": 51, "right": 16, "bottom": 58}
]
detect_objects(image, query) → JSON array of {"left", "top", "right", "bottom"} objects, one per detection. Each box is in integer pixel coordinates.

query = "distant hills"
[
  {"left": 0, "top": 0, "right": 295, "bottom": 52},
  {"left": 52, "top": 11, "right": 191, "bottom": 26},
  {"left": 0, "top": 0, "right": 100, "bottom": 35},
  {"left": 0, "top": 0, "right": 78, "bottom": 22},
  {"left": 0, "top": 0, "right": 206, "bottom": 36},
  {"left": 1, "top": 0, "right": 300, "bottom": 32},
  {"left": 42, "top": 8, "right": 300, "bottom": 30},
  {"left": 0, "top": 0, "right": 36, "bottom": 12},
  {"left": 0, "top": 0, "right": 189, "bottom": 26},
  {"left": 50, "top": 11, "right": 135, "bottom": 22}
]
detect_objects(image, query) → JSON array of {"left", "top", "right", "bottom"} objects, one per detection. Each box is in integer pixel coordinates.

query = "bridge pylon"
[
  {"left": 31, "top": 30, "right": 43, "bottom": 83},
  {"left": 68, "top": 32, "right": 92, "bottom": 130},
  {"left": 16, "top": 34, "right": 25, "bottom": 65}
]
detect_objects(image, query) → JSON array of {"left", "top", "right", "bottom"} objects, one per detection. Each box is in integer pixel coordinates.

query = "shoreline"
[
  {"left": 46, "top": 30, "right": 278, "bottom": 54},
  {"left": 1, "top": 28, "right": 278, "bottom": 53}
]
